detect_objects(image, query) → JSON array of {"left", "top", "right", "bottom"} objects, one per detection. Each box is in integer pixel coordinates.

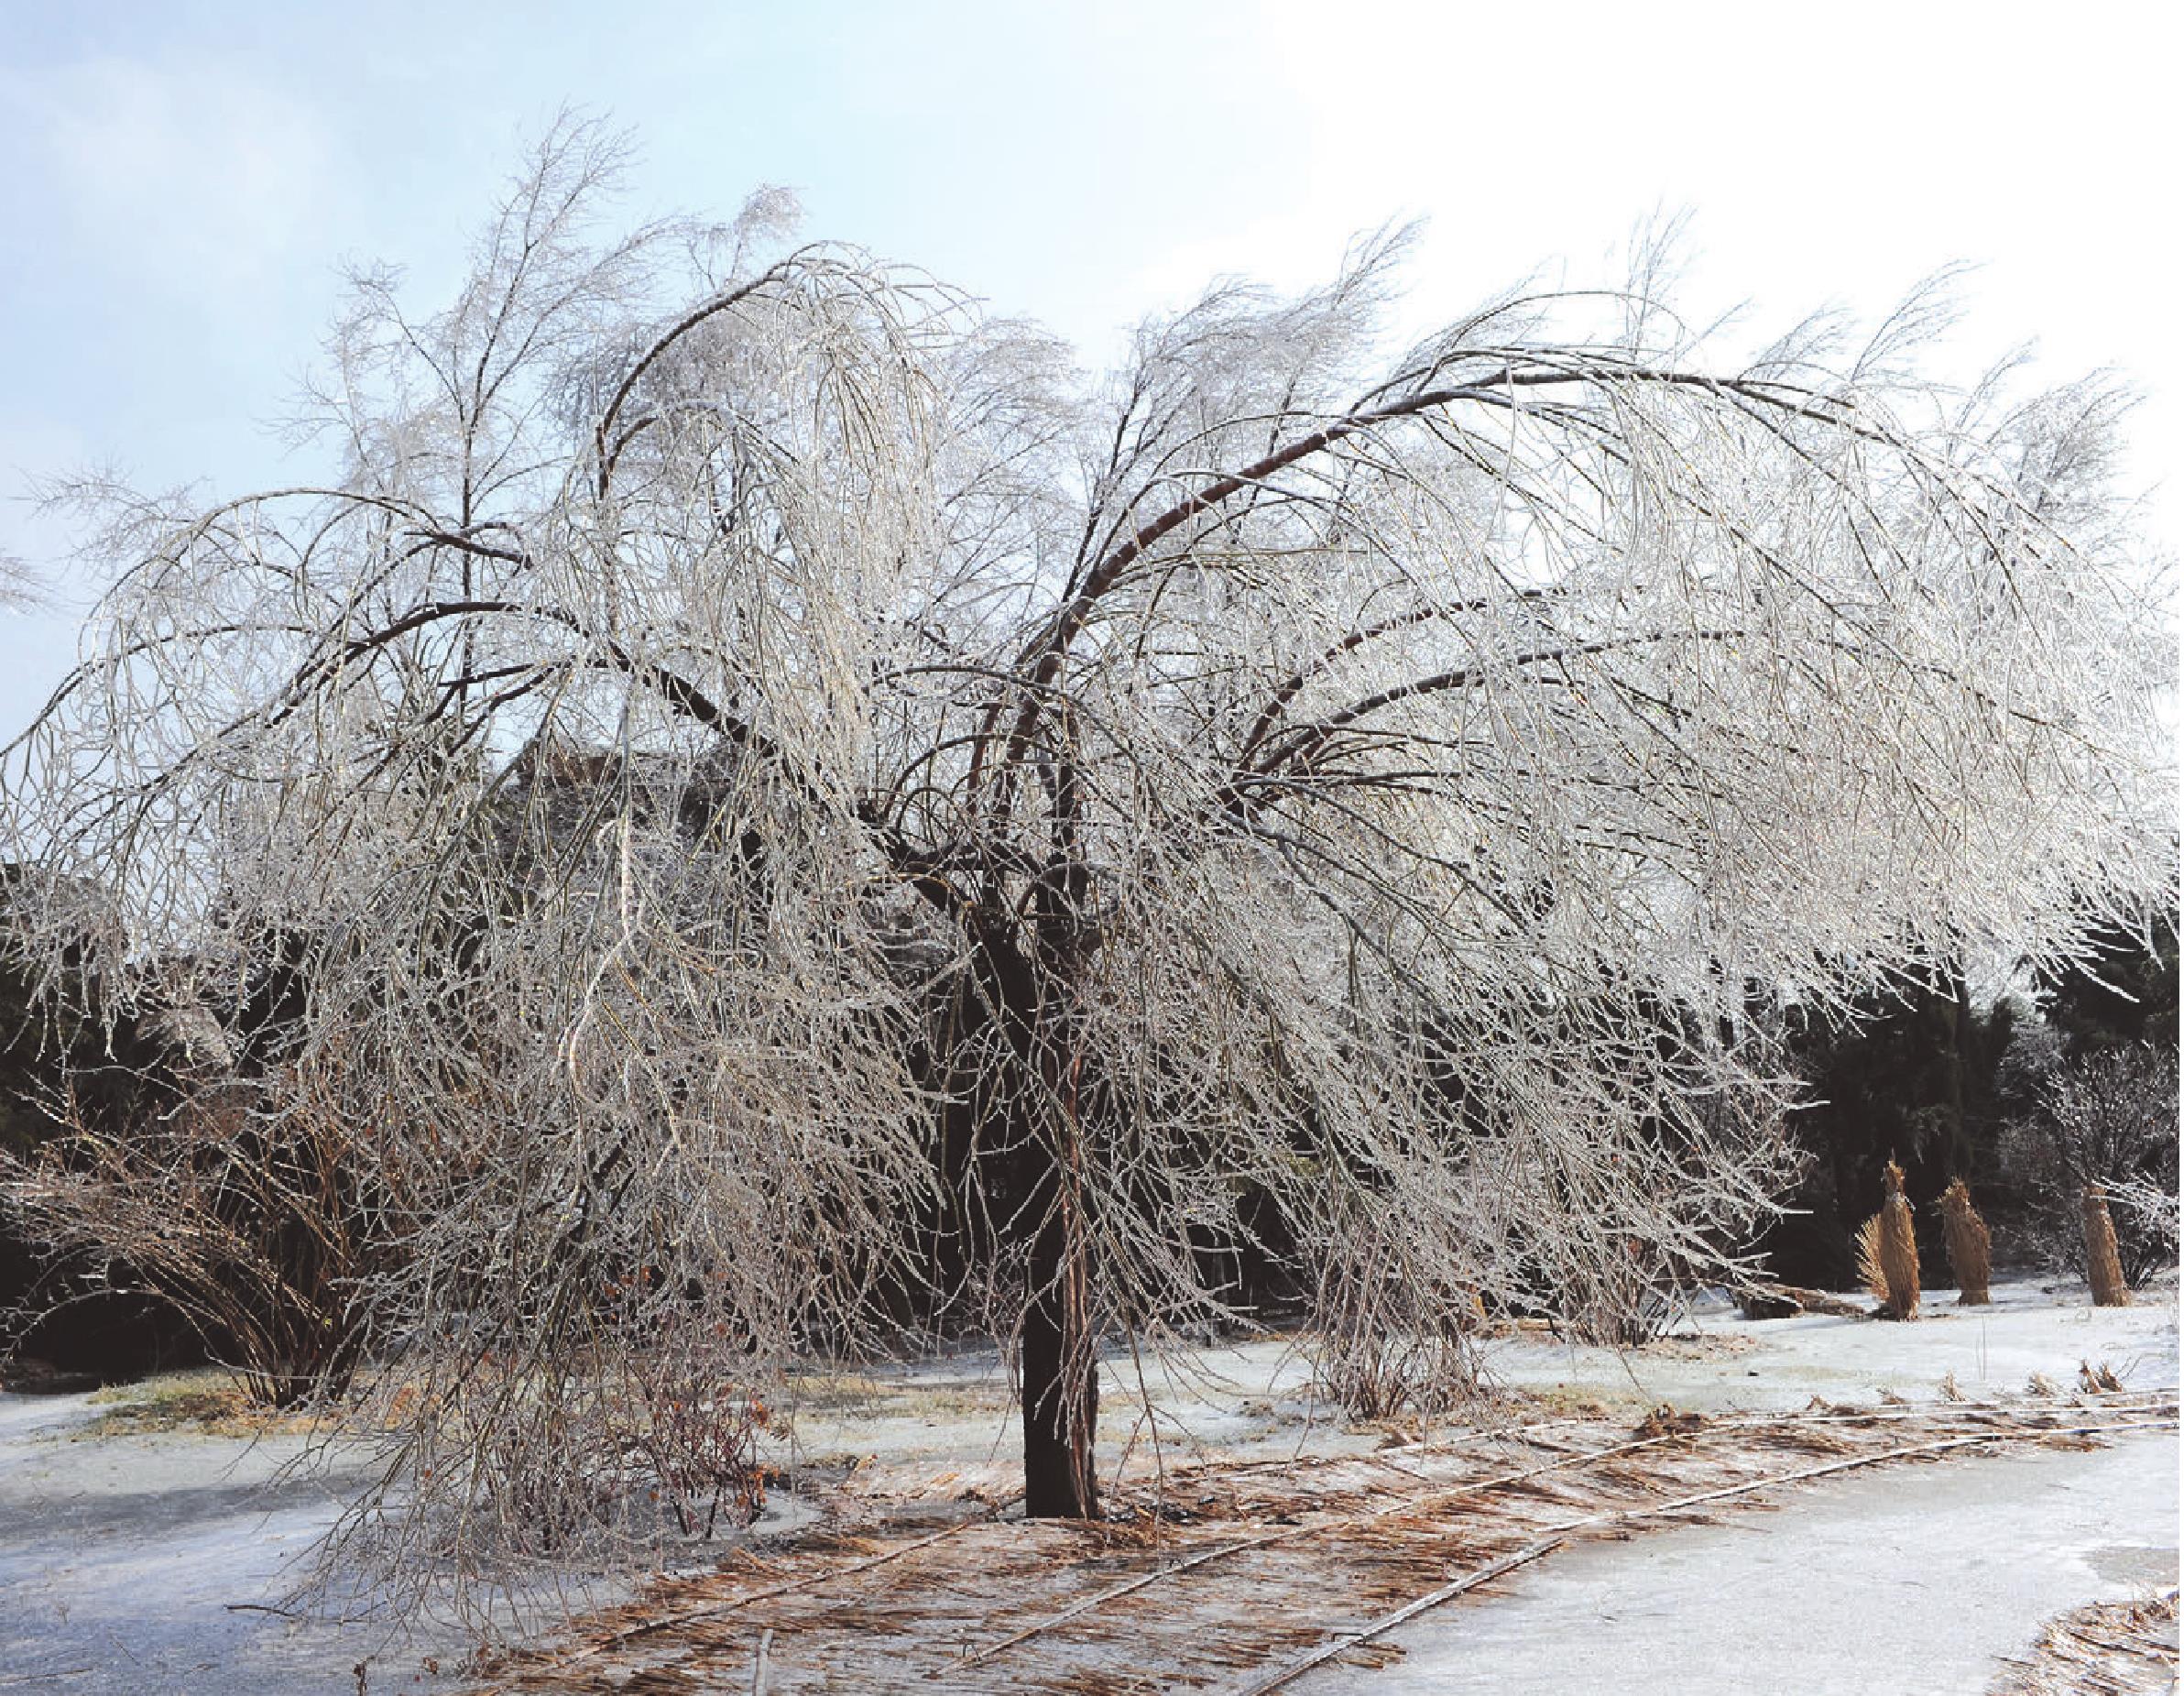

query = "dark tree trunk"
[
  {"left": 1015, "top": 963, "right": 1098, "bottom": 1519},
  {"left": 950, "top": 921, "right": 1103, "bottom": 1518},
  {"left": 959, "top": 847, "right": 1104, "bottom": 1518},
  {"left": 1019, "top": 1198, "right": 1098, "bottom": 1516}
]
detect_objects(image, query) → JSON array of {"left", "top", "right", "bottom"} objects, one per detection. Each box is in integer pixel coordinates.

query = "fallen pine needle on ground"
[{"left": 467, "top": 1387, "right": 2178, "bottom": 1694}]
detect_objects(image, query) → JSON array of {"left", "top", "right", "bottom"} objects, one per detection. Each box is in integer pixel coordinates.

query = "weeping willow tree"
[{"left": 1, "top": 118, "right": 2169, "bottom": 1559}]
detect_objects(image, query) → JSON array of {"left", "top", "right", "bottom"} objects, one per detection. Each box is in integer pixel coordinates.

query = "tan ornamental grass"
[
  {"left": 2082, "top": 1187, "right": 2130, "bottom": 1307},
  {"left": 1856, "top": 1160, "right": 1921, "bottom": 1320},
  {"left": 1938, "top": 1178, "right": 1992, "bottom": 1305}
]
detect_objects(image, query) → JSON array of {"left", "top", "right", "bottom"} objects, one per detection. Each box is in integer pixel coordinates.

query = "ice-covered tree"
[
  {"left": 2, "top": 119, "right": 2170, "bottom": 1546},
  {"left": 2003, "top": 1045, "right": 2179, "bottom": 1285}
]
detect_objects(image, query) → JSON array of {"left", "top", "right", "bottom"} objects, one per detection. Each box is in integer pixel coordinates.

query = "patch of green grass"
[
  {"left": 79, "top": 1369, "right": 267, "bottom": 1437},
  {"left": 783, "top": 1372, "right": 1010, "bottom": 1421},
  {"left": 1491, "top": 1382, "right": 1627, "bottom": 1421}
]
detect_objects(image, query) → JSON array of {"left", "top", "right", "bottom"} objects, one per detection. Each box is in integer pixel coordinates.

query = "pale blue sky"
[{"left": 2, "top": 0, "right": 2175, "bottom": 735}]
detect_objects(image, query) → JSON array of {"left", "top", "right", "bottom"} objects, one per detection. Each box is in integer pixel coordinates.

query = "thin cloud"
[{"left": 5, "top": 52, "right": 335, "bottom": 290}]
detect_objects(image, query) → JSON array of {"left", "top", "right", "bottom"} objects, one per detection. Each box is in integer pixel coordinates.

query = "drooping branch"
[{"left": 976, "top": 363, "right": 1937, "bottom": 800}]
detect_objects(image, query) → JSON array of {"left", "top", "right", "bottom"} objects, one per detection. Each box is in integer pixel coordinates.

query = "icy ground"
[
  {"left": 0, "top": 1275, "right": 2174, "bottom": 1693},
  {"left": 1299, "top": 1431, "right": 2177, "bottom": 1696},
  {"left": 0, "top": 1391, "right": 477, "bottom": 1694},
  {"left": 1474, "top": 1274, "right": 2179, "bottom": 1416}
]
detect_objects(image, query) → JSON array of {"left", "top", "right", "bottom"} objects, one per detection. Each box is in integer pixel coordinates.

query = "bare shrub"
[
  {"left": 3, "top": 1092, "right": 378, "bottom": 1406},
  {"left": 1308, "top": 1201, "right": 1482, "bottom": 1417},
  {"left": 2001, "top": 1045, "right": 2179, "bottom": 1286},
  {"left": 1311, "top": 1313, "right": 1479, "bottom": 1423},
  {"left": 617, "top": 1310, "right": 774, "bottom": 1540},
  {"left": 0, "top": 949, "right": 388, "bottom": 1407}
]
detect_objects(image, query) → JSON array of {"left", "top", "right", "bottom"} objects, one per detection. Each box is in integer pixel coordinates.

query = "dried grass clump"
[
  {"left": 1938, "top": 1177, "right": 1992, "bottom": 1305},
  {"left": 1856, "top": 1161, "right": 1921, "bottom": 1319},
  {"left": 82, "top": 1368, "right": 262, "bottom": 1437},
  {"left": 2081, "top": 1187, "right": 2130, "bottom": 1307},
  {"left": 1853, "top": 1215, "right": 1888, "bottom": 1303}
]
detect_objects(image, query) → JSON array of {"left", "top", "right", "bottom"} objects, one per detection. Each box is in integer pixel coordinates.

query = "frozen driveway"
[{"left": 1304, "top": 1428, "right": 2179, "bottom": 1696}]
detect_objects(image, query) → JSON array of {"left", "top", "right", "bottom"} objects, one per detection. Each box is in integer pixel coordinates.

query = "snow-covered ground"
[
  {"left": 1476, "top": 1275, "right": 2179, "bottom": 1414},
  {"left": 0, "top": 1275, "right": 2174, "bottom": 1692}
]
